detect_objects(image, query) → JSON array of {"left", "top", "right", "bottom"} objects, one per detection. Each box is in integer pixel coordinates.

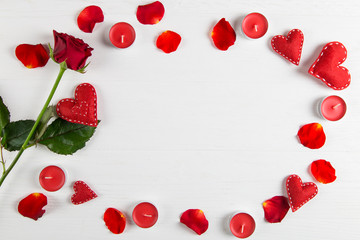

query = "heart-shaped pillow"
[
  {"left": 71, "top": 180, "right": 98, "bottom": 205},
  {"left": 56, "top": 83, "right": 97, "bottom": 126},
  {"left": 308, "top": 42, "right": 350, "bottom": 90},
  {"left": 286, "top": 174, "right": 318, "bottom": 212},
  {"left": 271, "top": 29, "right": 304, "bottom": 65}
]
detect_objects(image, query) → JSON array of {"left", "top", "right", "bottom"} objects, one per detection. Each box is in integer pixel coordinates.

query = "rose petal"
[
  {"left": 15, "top": 44, "right": 49, "bottom": 68},
  {"left": 180, "top": 209, "right": 209, "bottom": 235},
  {"left": 311, "top": 159, "right": 337, "bottom": 184},
  {"left": 18, "top": 193, "right": 47, "bottom": 220},
  {"left": 136, "top": 1, "right": 165, "bottom": 25},
  {"left": 156, "top": 30, "right": 181, "bottom": 53},
  {"left": 77, "top": 5, "right": 104, "bottom": 33},
  {"left": 104, "top": 208, "right": 126, "bottom": 234},
  {"left": 211, "top": 18, "right": 236, "bottom": 51},
  {"left": 297, "top": 123, "right": 326, "bottom": 149},
  {"left": 263, "top": 196, "right": 290, "bottom": 223}
]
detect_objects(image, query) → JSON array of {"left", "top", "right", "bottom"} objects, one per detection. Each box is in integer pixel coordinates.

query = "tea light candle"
[
  {"left": 109, "top": 22, "right": 136, "bottom": 48},
  {"left": 132, "top": 202, "right": 158, "bottom": 228},
  {"left": 241, "top": 13, "right": 268, "bottom": 39},
  {"left": 39, "top": 165, "right": 66, "bottom": 192},
  {"left": 319, "top": 95, "right": 346, "bottom": 121},
  {"left": 229, "top": 213, "right": 256, "bottom": 238}
]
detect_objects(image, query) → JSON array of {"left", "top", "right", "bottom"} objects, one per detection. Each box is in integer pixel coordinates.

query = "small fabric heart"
[
  {"left": 308, "top": 42, "right": 350, "bottom": 90},
  {"left": 286, "top": 174, "right": 318, "bottom": 212},
  {"left": 71, "top": 180, "right": 98, "bottom": 205},
  {"left": 271, "top": 29, "right": 304, "bottom": 65},
  {"left": 56, "top": 83, "right": 97, "bottom": 126}
]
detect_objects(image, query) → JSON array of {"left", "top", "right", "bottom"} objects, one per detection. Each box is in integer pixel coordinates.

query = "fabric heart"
[
  {"left": 286, "top": 175, "right": 318, "bottom": 212},
  {"left": 308, "top": 42, "right": 350, "bottom": 90},
  {"left": 71, "top": 180, "right": 98, "bottom": 205},
  {"left": 271, "top": 29, "right": 304, "bottom": 65},
  {"left": 56, "top": 83, "right": 97, "bottom": 126}
]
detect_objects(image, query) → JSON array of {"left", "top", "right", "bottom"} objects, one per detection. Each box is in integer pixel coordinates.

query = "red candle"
[
  {"left": 320, "top": 95, "right": 346, "bottom": 121},
  {"left": 132, "top": 202, "right": 158, "bottom": 228},
  {"left": 109, "top": 22, "right": 136, "bottom": 48},
  {"left": 242, "top": 13, "right": 268, "bottom": 39},
  {"left": 229, "top": 213, "right": 256, "bottom": 238},
  {"left": 39, "top": 165, "right": 66, "bottom": 192}
]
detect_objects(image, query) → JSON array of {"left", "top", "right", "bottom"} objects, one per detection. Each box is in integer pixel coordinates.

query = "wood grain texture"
[{"left": 1, "top": 0, "right": 360, "bottom": 239}]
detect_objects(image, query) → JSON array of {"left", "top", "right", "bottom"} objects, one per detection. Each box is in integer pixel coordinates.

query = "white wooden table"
[{"left": 1, "top": 0, "right": 360, "bottom": 239}]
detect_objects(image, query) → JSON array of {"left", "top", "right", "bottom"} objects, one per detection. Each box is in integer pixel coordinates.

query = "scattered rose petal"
[
  {"left": 104, "top": 208, "right": 126, "bottom": 234},
  {"left": 156, "top": 30, "right": 181, "bottom": 53},
  {"left": 211, "top": 18, "right": 236, "bottom": 51},
  {"left": 180, "top": 209, "right": 209, "bottom": 235},
  {"left": 263, "top": 196, "right": 290, "bottom": 223},
  {"left": 311, "top": 159, "right": 337, "bottom": 184},
  {"left": 18, "top": 193, "right": 47, "bottom": 220},
  {"left": 77, "top": 5, "right": 104, "bottom": 33},
  {"left": 297, "top": 123, "right": 326, "bottom": 149},
  {"left": 136, "top": 1, "right": 165, "bottom": 25},
  {"left": 15, "top": 44, "right": 49, "bottom": 68}
]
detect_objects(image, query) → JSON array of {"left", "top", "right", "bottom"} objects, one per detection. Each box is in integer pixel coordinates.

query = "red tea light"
[
  {"left": 132, "top": 202, "right": 158, "bottom": 228},
  {"left": 319, "top": 95, "right": 346, "bottom": 121},
  {"left": 109, "top": 22, "right": 136, "bottom": 48},
  {"left": 39, "top": 165, "right": 66, "bottom": 192},
  {"left": 242, "top": 13, "right": 268, "bottom": 39},
  {"left": 229, "top": 213, "right": 256, "bottom": 238}
]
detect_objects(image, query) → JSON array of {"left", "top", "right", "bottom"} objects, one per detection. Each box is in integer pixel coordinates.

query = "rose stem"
[
  {"left": 0, "top": 65, "right": 66, "bottom": 187},
  {"left": 1, "top": 145, "right": 5, "bottom": 174}
]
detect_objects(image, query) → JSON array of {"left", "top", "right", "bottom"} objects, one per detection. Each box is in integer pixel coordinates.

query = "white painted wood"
[{"left": 0, "top": 0, "right": 360, "bottom": 239}]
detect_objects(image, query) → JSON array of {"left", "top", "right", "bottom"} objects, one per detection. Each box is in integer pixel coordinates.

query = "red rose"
[{"left": 52, "top": 30, "right": 93, "bottom": 71}]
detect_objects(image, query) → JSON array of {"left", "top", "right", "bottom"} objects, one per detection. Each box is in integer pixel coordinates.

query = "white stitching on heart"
[
  {"left": 271, "top": 29, "right": 304, "bottom": 65},
  {"left": 71, "top": 180, "right": 98, "bottom": 205},
  {"left": 286, "top": 174, "right": 318, "bottom": 211},
  {"left": 308, "top": 42, "right": 350, "bottom": 90},
  {"left": 56, "top": 83, "right": 97, "bottom": 126}
]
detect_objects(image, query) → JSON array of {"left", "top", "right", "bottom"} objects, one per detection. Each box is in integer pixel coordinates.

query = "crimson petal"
[
  {"left": 263, "top": 196, "right": 290, "bottom": 223},
  {"left": 180, "top": 209, "right": 209, "bottom": 235},
  {"left": 297, "top": 123, "right": 326, "bottom": 149},
  {"left": 156, "top": 30, "right": 181, "bottom": 53},
  {"left": 104, "top": 208, "right": 126, "bottom": 234},
  {"left": 136, "top": 1, "right": 165, "bottom": 25},
  {"left": 311, "top": 159, "right": 337, "bottom": 184},
  {"left": 18, "top": 193, "right": 47, "bottom": 220},
  {"left": 15, "top": 44, "right": 49, "bottom": 68},
  {"left": 211, "top": 18, "right": 236, "bottom": 51},
  {"left": 77, "top": 5, "right": 104, "bottom": 33}
]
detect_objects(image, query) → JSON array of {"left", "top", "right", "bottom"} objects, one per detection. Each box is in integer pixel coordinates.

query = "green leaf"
[
  {"left": 1, "top": 120, "right": 35, "bottom": 151},
  {"left": 35, "top": 105, "right": 57, "bottom": 140},
  {"left": 38, "top": 118, "right": 98, "bottom": 155},
  {"left": 0, "top": 96, "right": 10, "bottom": 134}
]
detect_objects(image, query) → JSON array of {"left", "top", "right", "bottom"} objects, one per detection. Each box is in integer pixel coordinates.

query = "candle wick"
[
  {"left": 332, "top": 103, "right": 341, "bottom": 109},
  {"left": 240, "top": 224, "right": 245, "bottom": 234},
  {"left": 254, "top": 25, "right": 258, "bottom": 32},
  {"left": 143, "top": 214, "right": 152, "bottom": 218},
  {"left": 121, "top": 35, "right": 125, "bottom": 43}
]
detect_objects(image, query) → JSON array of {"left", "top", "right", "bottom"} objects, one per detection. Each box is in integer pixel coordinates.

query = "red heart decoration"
[
  {"left": 71, "top": 180, "right": 98, "bottom": 205},
  {"left": 56, "top": 83, "right": 97, "bottom": 126},
  {"left": 308, "top": 42, "right": 350, "bottom": 90},
  {"left": 271, "top": 29, "right": 304, "bottom": 65},
  {"left": 286, "top": 175, "right": 318, "bottom": 212}
]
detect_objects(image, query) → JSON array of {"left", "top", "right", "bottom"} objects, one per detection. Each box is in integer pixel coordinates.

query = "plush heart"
[
  {"left": 56, "top": 83, "right": 97, "bottom": 126},
  {"left": 308, "top": 42, "right": 350, "bottom": 90},
  {"left": 271, "top": 29, "right": 304, "bottom": 65},
  {"left": 71, "top": 180, "right": 98, "bottom": 205},
  {"left": 286, "top": 175, "right": 318, "bottom": 212}
]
